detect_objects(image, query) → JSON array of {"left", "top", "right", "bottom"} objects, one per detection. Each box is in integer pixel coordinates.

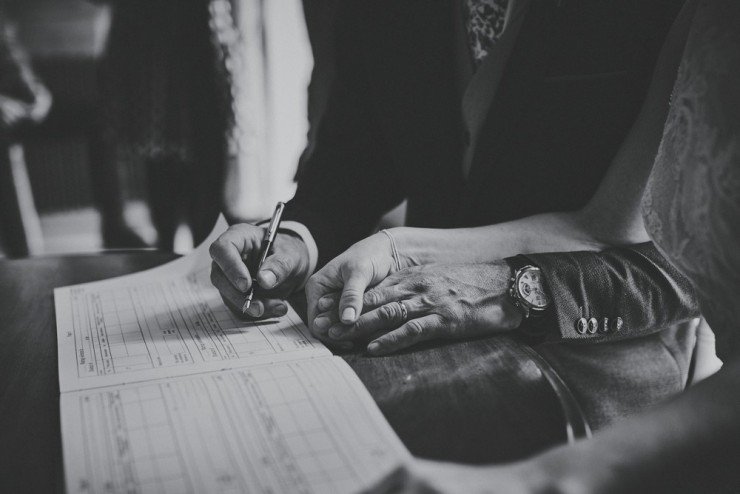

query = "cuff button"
[
  {"left": 576, "top": 318, "right": 588, "bottom": 334},
  {"left": 600, "top": 317, "right": 610, "bottom": 333},
  {"left": 587, "top": 317, "right": 598, "bottom": 334},
  {"left": 611, "top": 317, "right": 624, "bottom": 332}
]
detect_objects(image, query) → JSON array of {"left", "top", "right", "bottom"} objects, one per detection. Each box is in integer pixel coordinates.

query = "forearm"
[
  {"left": 532, "top": 358, "right": 740, "bottom": 493},
  {"left": 392, "top": 211, "right": 611, "bottom": 268}
]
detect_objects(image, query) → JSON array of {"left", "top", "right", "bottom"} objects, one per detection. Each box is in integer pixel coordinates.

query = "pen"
[{"left": 243, "top": 202, "right": 286, "bottom": 313}]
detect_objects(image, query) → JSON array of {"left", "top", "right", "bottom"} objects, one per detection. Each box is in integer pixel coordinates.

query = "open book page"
[
  {"left": 61, "top": 356, "right": 410, "bottom": 494},
  {"left": 55, "top": 215, "right": 329, "bottom": 392}
]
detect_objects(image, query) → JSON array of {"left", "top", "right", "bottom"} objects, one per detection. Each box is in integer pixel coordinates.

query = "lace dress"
[{"left": 643, "top": 0, "right": 740, "bottom": 362}]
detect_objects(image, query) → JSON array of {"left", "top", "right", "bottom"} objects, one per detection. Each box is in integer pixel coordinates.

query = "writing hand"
[{"left": 209, "top": 223, "right": 309, "bottom": 319}]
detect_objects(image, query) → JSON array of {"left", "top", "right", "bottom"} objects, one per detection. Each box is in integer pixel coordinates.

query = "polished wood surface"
[{"left": 0, "top": 252, "right": 577, "bottom": 493}]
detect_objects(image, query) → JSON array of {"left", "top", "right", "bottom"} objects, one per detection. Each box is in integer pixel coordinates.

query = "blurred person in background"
[
  {"left": 90, "top": 0, "right": 231, "bottom": 250},
  {"left": 0, "top": 2, "right": 51, "bottom": 256},
  {"left": 0, "top": 4, "right": 50, "bottom": 132}
]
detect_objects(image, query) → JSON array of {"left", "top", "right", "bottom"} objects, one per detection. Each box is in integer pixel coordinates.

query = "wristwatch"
[{"left": 506, "top": 256, "right": 552, "bottom": 320}]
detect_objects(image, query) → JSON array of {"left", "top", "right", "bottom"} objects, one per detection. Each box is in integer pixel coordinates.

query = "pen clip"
[{"left": 265, "top": 202, "right": 286, "bottom": 243}]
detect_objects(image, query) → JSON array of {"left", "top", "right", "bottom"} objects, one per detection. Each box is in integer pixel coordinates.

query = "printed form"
[{"left": 54, "top": 216, "right": 409, "bottom": 494}]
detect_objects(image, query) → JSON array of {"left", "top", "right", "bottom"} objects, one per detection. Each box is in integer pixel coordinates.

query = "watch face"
[{"left": 516, "top": 267, "right": 550, "bottom": 310}]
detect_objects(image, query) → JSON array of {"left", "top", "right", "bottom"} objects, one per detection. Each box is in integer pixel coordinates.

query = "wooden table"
[{"left": 0, "top": 252, "right": 584, "bottom": 493}]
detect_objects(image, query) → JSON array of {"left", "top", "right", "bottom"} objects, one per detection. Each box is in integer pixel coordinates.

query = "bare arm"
[
  {"left": 391, "top": 0, "right": 698, "bottom": 267},
  {"left": 309, "top": 0, "right": 701, "bottom": 344}
]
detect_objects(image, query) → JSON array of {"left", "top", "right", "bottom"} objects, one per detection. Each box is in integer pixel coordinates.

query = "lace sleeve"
[{"left": 643, "top": 0, "right": 740, "bottom": 361}]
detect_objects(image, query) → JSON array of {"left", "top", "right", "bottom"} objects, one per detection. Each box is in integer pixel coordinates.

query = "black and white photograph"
[{"left": 0, "top": 0, "right": 738, "bottom": 492}]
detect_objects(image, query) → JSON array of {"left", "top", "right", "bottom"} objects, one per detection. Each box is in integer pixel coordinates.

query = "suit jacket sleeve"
[
  {"left": 521, "top": 242, "right": 700, "bottom": 344},
  {"left": 282, "top": 2, "right": 405, "bottom": 268}
]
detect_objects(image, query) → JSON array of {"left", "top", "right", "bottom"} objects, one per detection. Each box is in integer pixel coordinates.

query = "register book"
[{"left": 54, "top": 217, "right": 409, "bottom": 494}]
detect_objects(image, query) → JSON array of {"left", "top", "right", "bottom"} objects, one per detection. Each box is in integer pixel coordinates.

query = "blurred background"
[{"left": 0, "top": 0, "right": 314, "bottom": 256}]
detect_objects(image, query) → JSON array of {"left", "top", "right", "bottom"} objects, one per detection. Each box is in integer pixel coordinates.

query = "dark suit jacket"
[{"left": 286, "top": 0, "right": 699, "bottom": 427}]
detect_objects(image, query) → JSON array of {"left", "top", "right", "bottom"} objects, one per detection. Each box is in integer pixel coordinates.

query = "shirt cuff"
[{"left": 277, "top": 221, "right": 319, "bottom": 289}]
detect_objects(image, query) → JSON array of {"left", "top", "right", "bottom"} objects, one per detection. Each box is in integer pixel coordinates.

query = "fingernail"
[
  {"left": 367, "top": 341, "right": 381, "bottom": 354},
  {"left": 246, "top": 302, "right": 263, "bottom": 317},
  {"left": 318, "top": 297, "right": 334, "bottom": 311},
  {"left": 328, "top": 326, "right": 344, "bottom": 339},
  {"left": 341, "top": 307, "right": 356, "bottom": 323},
  {"left": 314, "top": 316, "right": 330, "bottom": 330},
  {"left": 237, "top": 277, "right": 250, "bottom": 292},
  {"left": 275, "top": 303, "right": 288, "bottom": 316},
  {"left": 259, "top": 270, "right": 277, "bottom": 288}
]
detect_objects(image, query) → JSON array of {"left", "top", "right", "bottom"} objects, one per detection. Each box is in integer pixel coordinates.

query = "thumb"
[
  {"left": 257, "top": 254, "right": 297, "bottom": 291},
  {"left": 338, "top": 262, "right": 373, "bottom": 324}
]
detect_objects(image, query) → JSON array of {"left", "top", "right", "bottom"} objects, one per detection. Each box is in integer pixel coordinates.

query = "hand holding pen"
[
  {"left": 209, "top": 202, "right": 311, "bottom": 319},
  {"left": 243, "top": 202, "right": 285, "bottom": 312}
]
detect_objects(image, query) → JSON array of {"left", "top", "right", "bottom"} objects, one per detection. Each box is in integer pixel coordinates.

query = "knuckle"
[
  {"left": 382, "top": 331, "right": 399, "bottom": 345},
  {"left": 419, "top": 295, "right": 434, "bottom": 309},
  {"left": 412, "top": 277, "right": 431, "bottom": 292},
  {"left": 379, "top": 303, "right": 398, "bottom": 321},
  {"left": 404, "top": 320, "right": 424, "bottom": 339},
  {"left": 342, "top": 286, "right": 363, "bottom": 299},
  {"left": 439, "top": 307, "right": 457, "bottom": 322},
  {"left": 352, "top": 318, "right": 366, "bottom": 333},
  {"left": 268, "top": 255, "right": 293, "bottom": 275},
  {"left": 364, "top": 290, "right": 378, "bottom": 306}
]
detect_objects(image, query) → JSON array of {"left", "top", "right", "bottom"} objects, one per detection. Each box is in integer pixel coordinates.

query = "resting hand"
[
  {"left": 324, "top": 263, "right": 522, "bottom": 355},
  {"left": 306, "top": 232, "right": 399, "bottom": 343},
  {"left": 209, "top": 223, "right": 309, "bottom": 319}
]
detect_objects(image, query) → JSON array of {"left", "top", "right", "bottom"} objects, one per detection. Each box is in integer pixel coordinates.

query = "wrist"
[
  {"left": 389, "top": 227, "right": 443, "bottom": 268},
  {"left": 498, "top": 263, "right": 525, "bottom": 330},
  {"left": 382, "top": 227, "right": 418, "bottom": 269},
  {"left": 277, "top": 231, "right": 310, "bottom": 275},
  {"left": 274, "top": 221, "right": 318, "bottom": 289}
]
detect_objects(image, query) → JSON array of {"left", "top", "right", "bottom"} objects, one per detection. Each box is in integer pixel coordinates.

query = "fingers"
[
  {"left": 308, "top": 309, "right": 355, "bottom": 351},
  {"left": 337, "top": 265, "right": 373, "bottom": 324},
  {"left": 317, "top": 293, "right": 339, "bottom": 312},
  {"left": 210, "top": 226, "right": 307, "bottom": 316},
  {"left": 367, "top": 315, "right": 444, "bottom": 356},
  {"left": 251, "top": 298, "right": 290, "bottom": 318},
  {"left": 212, "top": 263, "right": 288, "bottom": 318},
  {"left": 363, "top": 285, "right": 404, "bottom": 311},
  {"left": 257, "top": 253, "right": 297, "bottom": 292},
  {"left": 210, "top": 262, "right": 246, "bottom": 306},
  {"left": 305, "top": 272, "right": 337, "bottom": 335},
  {"left": 330, "top": 299, "right": 420, "bottom": 341},
  {"left": 312, "top": 308, "right": 341, "bottom": 340},
  {"left": 209, "top": 226, "right": 254, "bottom": 292},
  {"left": 220, "top": 293, "right": 288, "bottom": 319}
]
